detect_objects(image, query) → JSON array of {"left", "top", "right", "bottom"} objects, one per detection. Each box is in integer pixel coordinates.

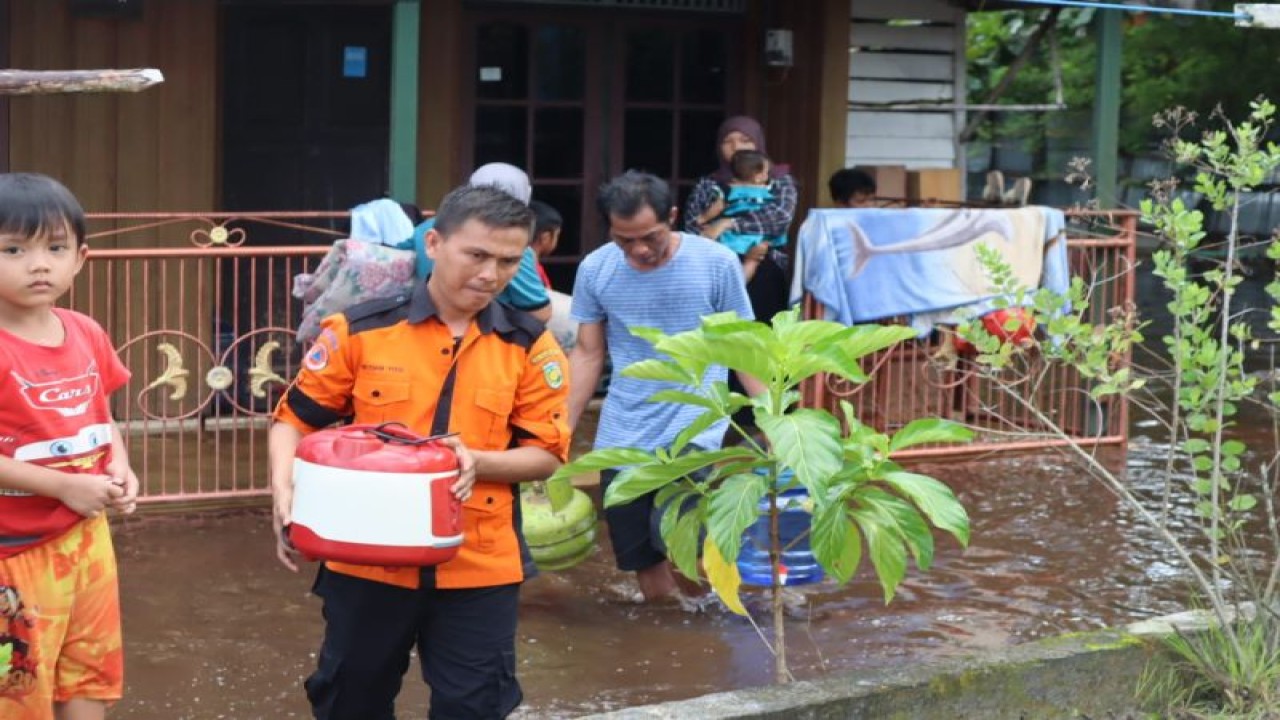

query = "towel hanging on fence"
[{"left": 790, "top": 206, "right": 1068, "bottom": 334}]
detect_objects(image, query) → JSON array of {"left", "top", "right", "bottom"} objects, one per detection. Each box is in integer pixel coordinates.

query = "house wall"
[
  {"left": 847, "top": 0, "right": 965, "bottom": 171},
  {"left": 417, "top": 0, "right": 464, "bottom": 209},
  {"left": 1, "top": 0, "right": 865, "bottom": 226},
  {"left": 6, "top": 0, "right": 218, "bottom": 237},
  {"left": 760, "top": 0, "right": 851, "bottom": 219}
]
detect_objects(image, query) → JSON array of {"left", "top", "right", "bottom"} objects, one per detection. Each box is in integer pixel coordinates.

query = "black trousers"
[
  {"left": 599, "top": 468, "right": 666, "bottom": 572},
  {"left": 599, "top": 468, "right": 708, "bottom": 573},
  {"left": 306, "top": 566, "right": 522, "bottom": 720}
]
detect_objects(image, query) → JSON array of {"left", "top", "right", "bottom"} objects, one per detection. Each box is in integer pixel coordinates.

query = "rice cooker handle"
[{"left": 368, "top": 422, "right": 458, "bottom": 447}]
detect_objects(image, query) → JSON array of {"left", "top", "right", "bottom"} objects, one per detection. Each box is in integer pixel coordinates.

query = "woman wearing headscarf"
[{"left": 684, "top": 116, "right": 797, "bottom": 324}]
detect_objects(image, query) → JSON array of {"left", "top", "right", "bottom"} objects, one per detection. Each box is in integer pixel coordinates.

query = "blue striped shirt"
[{"left": 571, "top": 233, "right": 754, "bottom": 452}]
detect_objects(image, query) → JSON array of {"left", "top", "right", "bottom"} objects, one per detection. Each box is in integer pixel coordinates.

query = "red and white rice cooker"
[{"left": 288, "top": 423, "right": 463, "bottom": 566}]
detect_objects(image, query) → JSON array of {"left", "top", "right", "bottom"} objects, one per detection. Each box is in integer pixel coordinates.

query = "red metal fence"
[
  {"left": 72, "top": 209, "right": 1135, "bottom": 506},
  {"left": 70, "top": 212, "right": 344, "bottom": 505}
]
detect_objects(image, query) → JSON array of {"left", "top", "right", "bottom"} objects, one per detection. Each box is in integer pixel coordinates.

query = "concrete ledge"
[{"left": 581, "top": 623, "right": 1171, "bottom": 719}]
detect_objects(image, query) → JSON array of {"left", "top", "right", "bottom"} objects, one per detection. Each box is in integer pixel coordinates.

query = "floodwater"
[
  {"left": 106, "top": 435, "right": 1230, "bottom": 720},
  {"left": 104, "top": 257, "right": 1280, "bottom": 719}
]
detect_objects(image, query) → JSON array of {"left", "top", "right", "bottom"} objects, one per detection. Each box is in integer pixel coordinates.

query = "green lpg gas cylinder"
[{"left": 520, "top": 479, "right": 597, "bottom": 571}]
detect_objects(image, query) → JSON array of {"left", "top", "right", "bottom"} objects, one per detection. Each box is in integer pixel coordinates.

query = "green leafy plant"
[
  {"left": 547, "top": 308, "right": 972, "bottom": 683},
  {"left": 961, "top": 98, "right": 1280, "bottom": 716},
  {"left": 0, "top": 641, "right": 11, "bottom": 682}
]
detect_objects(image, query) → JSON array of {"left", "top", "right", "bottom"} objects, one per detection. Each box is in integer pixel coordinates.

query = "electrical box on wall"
[{"left": 765, "top": 29, "right": 794, "bottom": 67}]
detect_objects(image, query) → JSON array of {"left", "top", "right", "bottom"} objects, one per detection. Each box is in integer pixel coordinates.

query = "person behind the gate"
[{"left": 0, "top": 172, "right": 139, "bottom": 720}]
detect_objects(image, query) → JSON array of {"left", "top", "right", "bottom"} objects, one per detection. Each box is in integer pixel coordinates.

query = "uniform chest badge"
[{"left": 542, "top": 361, "right": 564, "bottom": 390}]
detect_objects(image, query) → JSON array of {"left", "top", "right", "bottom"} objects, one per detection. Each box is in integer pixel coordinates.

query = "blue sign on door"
[{"left": 343, "top": 46, "right": 368, "bottom": 78}]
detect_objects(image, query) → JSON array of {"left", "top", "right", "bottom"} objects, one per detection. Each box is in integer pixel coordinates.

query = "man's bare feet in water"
[
  {"left": 636, "top": 560, "right": 719, "bottom": 609},
  {"left": 635, "top": 560, "right": 711, "bottom": 599},
  {"left": 636, "top": 560, "right": 680, "bottom": 602}
]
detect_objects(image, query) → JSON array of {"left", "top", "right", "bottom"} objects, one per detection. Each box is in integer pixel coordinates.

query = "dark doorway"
[
  {"left": 222, "top": 4, "right": 392, "bottom": 226},
  {"left": 464, "top": 10, "right": 740, "bottom": 292}
]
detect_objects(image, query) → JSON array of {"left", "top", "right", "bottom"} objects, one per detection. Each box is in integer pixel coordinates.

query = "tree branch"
[{"left": 959, "top": 9, "right": 1062, "bottom": 143}]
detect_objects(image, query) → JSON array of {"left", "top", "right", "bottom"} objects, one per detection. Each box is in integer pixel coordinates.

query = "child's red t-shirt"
[{"left": 0, "top": 309, "right": 130, "bottom": 558}]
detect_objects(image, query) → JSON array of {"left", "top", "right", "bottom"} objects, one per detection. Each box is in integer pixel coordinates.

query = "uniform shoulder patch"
[
  {"left": 541, "top": 360, "right": 565, "bottom": 390},
  {"left": 303, "top": 328, "right": 339, "bottom": 372}
]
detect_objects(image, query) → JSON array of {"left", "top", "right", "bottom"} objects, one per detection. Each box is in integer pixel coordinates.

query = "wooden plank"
[
  {"left": 851, "top": 0, "right": 962, "bottom": 23},
  {"left": 848, "top": 110, "right": 954, "bottom": 137},
  {"left": 848, "top": 156, "right": 956, "bottom": 171},
  {"left": 847, "top": 157, "right": 957, "bottom": 172},
  {"left": 0, "top": 68, "right": 162, "bottom": 93},
  {"left": 848, "top": 151, "right": 957, "bottom": 166},
  {"left": 850, "top": 22, "right": 957, "bottom": 52},
  {"left": 849, "top": 78, "right": 953, "bottom": 104},
  {"left": 847, "top": 138, "right": 956, "bottom": 161},
  {"left": 851, "top": 51, "right": 954, "bottom": 82},
  {"left": 848, "top": 136, "right": 956, "bottom": 164}
]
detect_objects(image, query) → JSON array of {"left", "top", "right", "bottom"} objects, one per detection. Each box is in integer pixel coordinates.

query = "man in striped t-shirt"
[{"left": 568, "top": 170, "right": 763, "bottom": 602}]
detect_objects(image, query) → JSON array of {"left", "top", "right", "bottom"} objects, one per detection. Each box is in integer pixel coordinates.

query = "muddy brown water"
[
  {"left": 109, "top": 262, "right": 1280, "bottom": 718},
  {"left": 108, "top": 436, "right": 1217, "bottom": 720}
]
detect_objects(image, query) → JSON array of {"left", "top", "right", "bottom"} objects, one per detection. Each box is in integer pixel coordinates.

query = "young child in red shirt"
[{"left": 0, "top": 173, "right": 138, "bottom": 720}]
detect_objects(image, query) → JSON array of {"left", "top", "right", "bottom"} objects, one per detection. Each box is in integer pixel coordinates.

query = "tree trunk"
[
  {"left": 771, "top": 497, "right": 788, "bottom": 683},
  {"left": 0, "top": 69, "right": 163, "bottom": 95}
]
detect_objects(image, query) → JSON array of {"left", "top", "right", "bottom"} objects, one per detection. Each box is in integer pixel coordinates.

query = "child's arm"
[
  {"left": 740, "top": 241, "right": 769, "bottom": 283},
  {"left": 0, "top": 455, "right": 123, "bottom": 517},
  {"left": 703, "top": 217, "right": 735, "bottom": 240},
  {"left": 684, "top": 178, "right": 721, "bottom": 233},
  {"left": 694, "top": 195, "right": 727, "bottom": 226},
  {"left": 105, "top": 421, "right": 139, "bottom": 515}
]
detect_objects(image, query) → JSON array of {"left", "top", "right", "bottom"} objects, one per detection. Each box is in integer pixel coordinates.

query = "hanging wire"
[{"left": 1008, "top": 0, "right": 1249, "bottom": 20}]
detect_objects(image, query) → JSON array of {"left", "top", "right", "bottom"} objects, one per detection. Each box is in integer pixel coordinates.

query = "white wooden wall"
[{"left": 848, "top": 0, "right": 966, "bottom": 169}]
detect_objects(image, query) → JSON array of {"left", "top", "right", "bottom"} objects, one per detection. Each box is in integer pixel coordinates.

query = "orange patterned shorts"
[{"left": 0, "top": 515, "right": 123, "bottom": 719}]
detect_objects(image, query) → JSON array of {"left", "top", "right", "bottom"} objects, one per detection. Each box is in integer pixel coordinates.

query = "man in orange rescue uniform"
[{"left": 268, "top": 184, "right": 571, "bottom": 720}]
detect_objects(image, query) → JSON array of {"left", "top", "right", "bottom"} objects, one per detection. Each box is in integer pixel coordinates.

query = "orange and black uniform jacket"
[{"left": 274, "top": 283, "right": 571, "bottom": 590}]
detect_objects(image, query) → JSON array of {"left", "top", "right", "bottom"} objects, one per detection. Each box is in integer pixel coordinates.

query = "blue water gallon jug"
[{"left": 737, "top": 470, "right": 824, "bottom": 587}]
